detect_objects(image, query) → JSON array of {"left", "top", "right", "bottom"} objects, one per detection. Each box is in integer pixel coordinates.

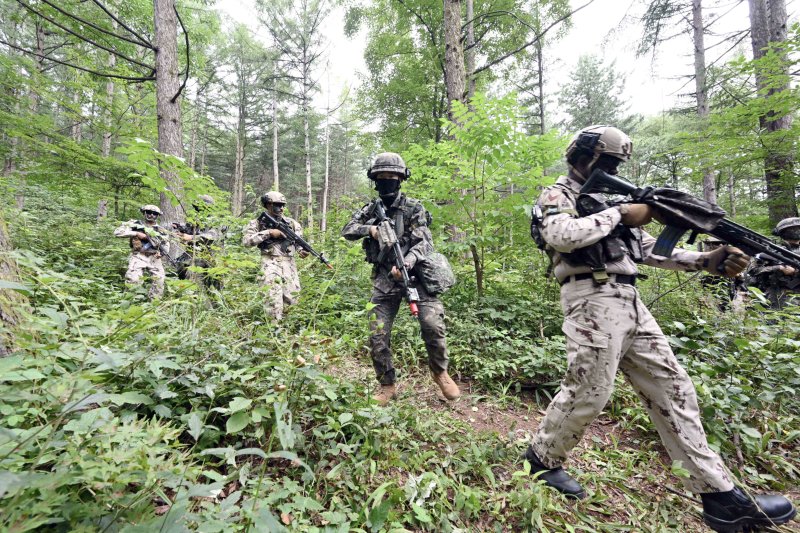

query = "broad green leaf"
[{"left": 226, "top": 412, "right": 250, "bottom": 434}]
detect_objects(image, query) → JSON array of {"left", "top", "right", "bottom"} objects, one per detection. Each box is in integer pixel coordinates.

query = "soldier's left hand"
[
  {"left": 180, "top": 233, "right": 193, "bottom": 242},
  {"left": 390, "top": 266, "right": 403, "bottom": 280},
  {"left": 704, "top": 245, "right": 750, "bottom": 277},
  {"left": 298, "top": 249, "right": 310, "bottom": 258},
  {"left": 780, "top": 265, "right": 797, "bottom": 276}
]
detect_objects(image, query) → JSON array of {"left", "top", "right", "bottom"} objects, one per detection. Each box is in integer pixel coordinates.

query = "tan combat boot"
[
  {"left": 372, "top": 384, "right": 397, "bottom": 406},
  {"left": 431, "top": 370, "right": 461, "bottom": 400}
]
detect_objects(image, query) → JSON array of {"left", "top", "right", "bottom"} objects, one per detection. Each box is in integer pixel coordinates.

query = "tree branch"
[
  {"left": 171, "top": 3, "right": 190, "bottom": 103},
  {"left": 91, "top": 0, "right": 154, "bottom": 49},
  {"left": 38, "top": 0, "right": 154, "bottom": 50},
  {"left": 15, "top": 0, "right": 155, "bottom": 70},
  {"left": 472, "top": 0, "right": 595, "bottom": 76},
  {"left": 0, "top": 38, "right": 155, "bottom": 81}
]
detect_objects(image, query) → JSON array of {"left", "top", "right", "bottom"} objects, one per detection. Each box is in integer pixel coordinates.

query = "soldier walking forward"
[
  {"left": 342, "top": 152, "right": 460, "bottom": 405},
  {"left": 243, "top": 192, "right": 308, "bottom": 321},
  {"left": 113, "top": 204, "right": 170, "bottom": 300},
  {"left": 527, "top": 125, "right": 795, "bottom": 532}
]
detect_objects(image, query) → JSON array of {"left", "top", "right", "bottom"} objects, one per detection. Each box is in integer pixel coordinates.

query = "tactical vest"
[
  {"left": 362, "top": 196, "right": 426, "bottom": 266},
  {"left": 531, "top": 185, "right": 644, "bottom": 282}
]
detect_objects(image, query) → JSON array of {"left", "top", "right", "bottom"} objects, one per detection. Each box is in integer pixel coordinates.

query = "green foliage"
[{"left": 404, "top": 92, "right": 562, "bottom": 294}]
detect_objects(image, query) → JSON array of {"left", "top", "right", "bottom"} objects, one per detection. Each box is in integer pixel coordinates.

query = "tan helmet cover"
[
  {"left": 262, "top": 191, "right": 287, "bottom": 206},
  {"left": 140, "top": 204, "right": 162, "bottom": 215},
  {"left": 566, "top": 125, "right": 633, "bottom": 163},
  {"left": 198, "top": 194, "right": 215, "bottom": 206}
]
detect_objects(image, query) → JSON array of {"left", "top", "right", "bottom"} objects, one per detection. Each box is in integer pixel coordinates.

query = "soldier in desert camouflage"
[
  {"left": 526, "top": 125, "right": 795, "bottom": 532},
  {"left": 242, "top": 192, "right": 308, "bottom": 321},
  {"left": 113, "top": 204, "right": 170, "bottom": 299}
]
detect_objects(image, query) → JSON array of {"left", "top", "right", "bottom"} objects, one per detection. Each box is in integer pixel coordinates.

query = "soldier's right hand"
[
  {"left": 369, "top": 226, "right": 379, "bottom": 239},
  {"left": 135, "top": 232, "right": 148, "bottom": 240},
  {"left": 780, "top": 265, "right": 797, "bottom": 276},
  {"left": 268, "top": 229, "right": 286, "bottom": 239},
  {"left": 618, "top": 203, "right": 653, "bottom": 227}
]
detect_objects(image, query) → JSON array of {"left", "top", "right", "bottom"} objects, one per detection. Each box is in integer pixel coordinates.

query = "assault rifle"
[
  {"left": 129, "top": 222, "right": 187, "bottom": 268},
  {"left": 258, "top": 211, "right": 333, "bottom": 269},
  {"left": 372, "top": 199, "right": 419, "bottom": 317},
  {"left": 580, "top": 169, "right": 800, "bottom": 271}
]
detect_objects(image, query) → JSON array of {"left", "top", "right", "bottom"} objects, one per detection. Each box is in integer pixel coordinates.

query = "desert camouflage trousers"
[
  {"left": 530, "top": 279, "right": 734, "bottom": 494},
  {"left": 125, "top": 252, "right": 165, "bottom": 299},
  {"left": 369, "top": 284, "right": 448, "bottom": 385},
  {"left": 260, "top": 255, "right": 300, "bottom": 321}
]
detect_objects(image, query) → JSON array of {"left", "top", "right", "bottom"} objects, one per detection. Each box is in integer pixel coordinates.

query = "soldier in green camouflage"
[
  {"left": 243, "top": 191, "right": 308, "bottom": 320},
  {"left": 527, "top": 125, "right": 795, "bottom": 532},
  {"left": 342, "top": 152, "right": 460, "bottom": 405},
  {"left": 113, "top": 204, "right": 170, "bottom": 299}
]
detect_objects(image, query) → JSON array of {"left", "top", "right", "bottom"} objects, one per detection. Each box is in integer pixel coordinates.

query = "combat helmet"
[
  {"left": 773, "top": 217, "right": 800, "bottom": 237},
  {"left": 566, "top": 125, "right": 633, "bottom": 165},
  {"left": 261, "top": 191, "right": 287, "bottom": 207},
  {"left": 140, "top": 204, "right": 162, "bottom": 215},
  {"left": 367, "top": 152, "right": 410, "bottom": 180}
]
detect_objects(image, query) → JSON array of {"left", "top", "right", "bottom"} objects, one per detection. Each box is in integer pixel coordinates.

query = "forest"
[{"left": 0, "top": 0, "right": 798, "bottom": 531}]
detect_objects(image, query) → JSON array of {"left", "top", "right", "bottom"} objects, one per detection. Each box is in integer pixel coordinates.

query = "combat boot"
[
  {"left": 431, "top": 370, "right": 461, "bottom": 400},
  {"left": 701, "top": 487, "right": 796, "bottom": 532},
  {"left": 523, "top": 446, "right": 586, "bottom": 500},
  {"left": 372, "top": 384, "right": 397, "bottom": 406}
]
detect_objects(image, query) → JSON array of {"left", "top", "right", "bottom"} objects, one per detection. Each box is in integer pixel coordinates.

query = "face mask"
[
  {"left": 270, "top": 203, "right": 285, "bottom": 216},
  {"left": 375, "top": 179, "right": 400, "bottom": 198},
  {"left": 780, "top": 228, "right": 800, "bottom": 241}
]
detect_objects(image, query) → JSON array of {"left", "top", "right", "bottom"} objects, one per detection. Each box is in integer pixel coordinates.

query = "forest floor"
[{"left": 321, "top": 352, "right": 738, "bottom": 531}]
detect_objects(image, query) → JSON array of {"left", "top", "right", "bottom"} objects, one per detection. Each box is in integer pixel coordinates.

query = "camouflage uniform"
[
  {"left": 342, "top": 193, "right": 449, "bottom": 385},
  {"left": 114, "top": 220, "right": 169, "bottom": 299},
  {"left": 176, "top": 224, "right": 223, "bottom": 289},
  {"left": 748, "top": 242, "right": 800, "bottom": 310},
  {"left": 530, "top": 173, "right": 734, "bottom": 494},
  {"left": 242, "top": 216, "right": 303, "bottom": 320}
]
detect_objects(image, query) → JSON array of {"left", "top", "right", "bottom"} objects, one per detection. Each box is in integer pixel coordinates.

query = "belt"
[{"left": 559, "top": 273, "right": 637, "bottom": 286}]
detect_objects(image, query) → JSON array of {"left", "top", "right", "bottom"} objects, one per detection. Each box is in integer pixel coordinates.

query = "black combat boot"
[
  {"left": 701, "top": 487, "right": 796, "bottom": 532},
  {"left": 523, "top": 446, "right": 586, "bottom": 500}
]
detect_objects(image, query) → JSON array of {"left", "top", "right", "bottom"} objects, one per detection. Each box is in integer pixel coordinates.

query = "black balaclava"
[{"left": 374, "top": 179, "right": 400, "bottom": 203}]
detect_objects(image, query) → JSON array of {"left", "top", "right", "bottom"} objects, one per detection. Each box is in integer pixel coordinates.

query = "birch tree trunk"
[
  {"left": 303, "top": 51, "right": 313, "bottom": 230},
  {"left": 154, "top": 0, "right": 185, "bottom": 223},
  {"left": 692, "top": 0, "right": 716, "bottom": 204},
  {"left": 0, "top": 216, "right": 26, "bottom": 356},
  {"left": 272, "top": 89, "right": 279, "bottom": 191},
  {"left": 321, "top": 70, "right": 331, "bottom": 233},
  {"left": 231, "top": 77, "right": 246, "bottom": 216}
]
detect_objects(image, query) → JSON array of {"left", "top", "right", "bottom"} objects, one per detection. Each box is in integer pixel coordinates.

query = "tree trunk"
[
  {"left": 97, "top": 199, "right": 108, "bottom": 221},
  {"left": 303, "top": 49, "right": 313, "bottom": 230},
  {"left": 536, "top": 40, "right": 545, "bottom": 135},
  {"left": 728, "top": 172, "right": 736, "bottom": 217},
  {"left": 321, "top": 76, "right": 331, "bottom": 233},
  {"left": 0, "top": 216, "right": 26, "bottom": 356},
  {"left": 231, "top": 81, "right": 246, "bottom": 216},
  {"left": 692, "top": 0, "right": 716, "bottom": 204},
  {"left": 464, "top": 0, "right": 475, "bottom": 100},
  {"left": 443, "top": 0, "right": 466, "bottom": 122},
  {"left": 189, "top": 86, "right": 198, "bottom": 170},
  {"left": 272, "top": 89, "right": 280, "bottom": 191},
  {"left": 154, "top": 0, "right": 185, "bottom": 223},
  {"left": 748, "top": 0, "right": 796, "bottom": 222}
]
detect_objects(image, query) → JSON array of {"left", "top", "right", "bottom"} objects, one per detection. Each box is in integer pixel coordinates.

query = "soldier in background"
[
  {"left": 113, "top": 204, "right": 170, "bottom": 299},
  {"left": 527, "top": 125, "right": 794, "bottom": 531},
  {"left": 342, "top": 152, "right": 460, "bottom": 406},
  {"left": 174, "top": 194, "right": 223, "bottom": 289},
  {"left": 748, "top": 217, "right": 800, "bottom": 309},
  {"left": 242, "top": 191, "right": 308, "bottom": 321}
]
